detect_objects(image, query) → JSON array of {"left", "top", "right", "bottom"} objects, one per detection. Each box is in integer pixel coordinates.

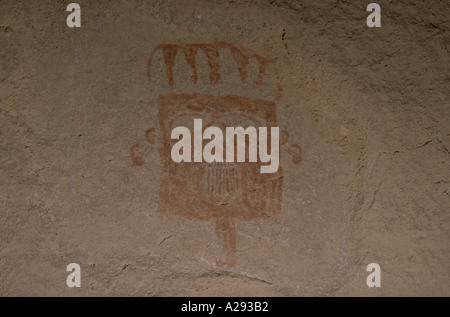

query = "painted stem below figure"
[{"left": 215, "top": 217, "right": 236, "bottom": 266}]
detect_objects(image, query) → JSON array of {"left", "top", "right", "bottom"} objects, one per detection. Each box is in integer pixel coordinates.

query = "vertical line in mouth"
[
  {"left": 226, "top": 167, "right": 230, "bottom": 194},
  {"left": 220, "top": 165, "right": 224, "bottom": 196}
]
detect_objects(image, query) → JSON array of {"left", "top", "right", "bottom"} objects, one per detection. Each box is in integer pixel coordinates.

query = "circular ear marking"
[
  {"left": 281, "top": 130, "right": 290, "bottom": 146},
  {"left": 145, "top": 128, "right": 155, "bottom": 145},
  {"left": 130, "top": 144, "right": 145, "bottom": 167},
  {"left": 287, "top": 144, "right": 302, "bottom": 164}
]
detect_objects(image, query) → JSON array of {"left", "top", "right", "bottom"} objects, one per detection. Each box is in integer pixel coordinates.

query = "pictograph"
[{"left": 130, "top": 43, "right": 301, "bottom": 266}]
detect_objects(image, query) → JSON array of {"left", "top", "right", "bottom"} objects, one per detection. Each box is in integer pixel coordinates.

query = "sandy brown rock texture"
[{"left": 0, "top": 0, "right": 449, "bottom": 296}]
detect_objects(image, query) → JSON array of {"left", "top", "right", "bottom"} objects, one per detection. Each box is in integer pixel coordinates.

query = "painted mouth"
[{"left": 205, "top": 162, "right": 241, "bottom": 202}]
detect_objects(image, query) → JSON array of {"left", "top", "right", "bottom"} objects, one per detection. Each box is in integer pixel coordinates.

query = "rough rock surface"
[{"left": 0, "top": 0, "right": 448, "bottom": 296}]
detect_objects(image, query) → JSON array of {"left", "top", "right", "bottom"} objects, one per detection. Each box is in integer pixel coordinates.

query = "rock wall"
[{"left": 0, "top": 0, "right": 448, "bottom": 296}]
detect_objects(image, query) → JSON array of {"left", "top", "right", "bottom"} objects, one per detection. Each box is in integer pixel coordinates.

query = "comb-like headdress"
[{"left": 148, "top": 42, "right": 281, "bottom": 100}]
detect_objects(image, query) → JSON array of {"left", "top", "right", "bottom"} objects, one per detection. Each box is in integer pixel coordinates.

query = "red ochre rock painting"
[{"left": 130, "top": 43, "right": 301, "bottom": 266}]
